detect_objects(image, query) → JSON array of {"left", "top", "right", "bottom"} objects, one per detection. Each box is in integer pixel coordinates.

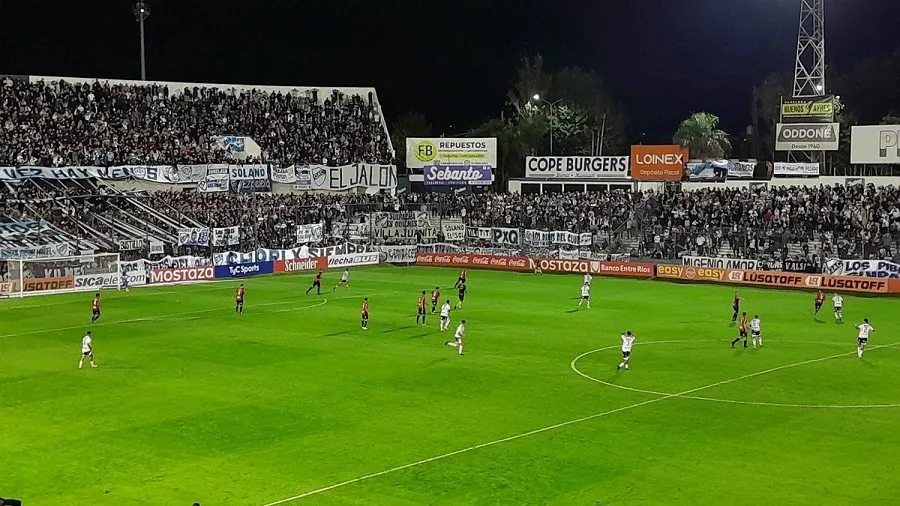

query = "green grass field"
[{"left": 2, "top": 266, "right": 899, "bottom": 505}]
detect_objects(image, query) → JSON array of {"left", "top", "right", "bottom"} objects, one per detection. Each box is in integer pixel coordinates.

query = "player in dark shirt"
[
  {"left": 455, "top": 282, "right": 467, "bottom": 309},
  {"left": 453, "top": 269, "right": 467, "bottom": 288},
  {"left": 235, "top": 284, "right": 246, "bottom": 314},
  {"left": 814, "top": 290, "right": 825, "bottom": 316},
  {"left": 731, "top": 291, "right": 742, "bottom": 323},
  {"left": 91, "top": 293, "right": 101, "bottom": 323},
  {"left": 416, "top": 291, "right": 427, "bottom": 325},
  {"left": 431, "top": 287, "right": 440, "bottom": 314},
  {"left": 306, "top": 270, "right": 323, "bottom": 295},
  {"left": 361, "top": 298, "right": 369, "bottom": 330}
]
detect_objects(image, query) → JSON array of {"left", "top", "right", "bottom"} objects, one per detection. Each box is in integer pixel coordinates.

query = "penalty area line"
[{"left": 261, "top": 346, "right": 870, "bottom": 505}]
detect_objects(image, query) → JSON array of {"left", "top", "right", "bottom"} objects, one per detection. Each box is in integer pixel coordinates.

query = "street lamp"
[
  {"left": 532, "top": 94, "right": 562, "bottom": 155},
  {"left": 132, "top": 1, "right": 151, "bottom": 80}
]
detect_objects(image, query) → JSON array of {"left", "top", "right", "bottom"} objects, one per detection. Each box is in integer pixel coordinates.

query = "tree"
[
  {"left": 673, "top": 112, "right": 732, "bottom": 160},
  {"left": 389, "top": 113, "right": 432, "bottom": 172},
  {"left": 751, "top": 72, "right": 791, "bottom": 161}
]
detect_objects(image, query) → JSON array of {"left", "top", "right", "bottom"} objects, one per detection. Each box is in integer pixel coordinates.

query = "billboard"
[
  {"left": 423, "top": 165, "right": 493, "bottom": 186},
  {"left": 406, "top": 138, "right": 497, "bottom": 169},
  {"left": 775, "top": 123, "right": 840, "bottom": 151},
  {"left": 850, "top": 125, "right": 900, "bottom": 164},
  {"left": 524, "top": 156, "right": 629, "bottom": 179},
  {"left": 685, "top": 160, "right": 755, "bottom": 180},
  {"left": 780, "top": 95, "right": 835, "bottom": 123},
  {"left": 630, "top": 145, "right": 688, "bottom": 181}
]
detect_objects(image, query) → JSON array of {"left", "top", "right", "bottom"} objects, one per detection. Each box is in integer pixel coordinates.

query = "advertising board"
[
  {"left": 524, "top": 156, "right": 629, "bottom": 179},
  {"left": 273, "top": 257, "right": 327, "bottom": 273},
  {"left": 780, "top": 95, "right": 835, "bottom": 123},
  {"left": 630, "top": 145, "right": 688, "bottom": 181},
  {"left": 213, "top": 261, "right": 275, "bottom": 279},
  {"left": 775, "top": 123, "right": 839, "bottom": 151},
  {"left": 850, "top": 125, "right": 900, "bottom": 165},
  {"left": 148, "top": 266, "right": 215, "bottom": 285},
  {"left": 414, "top": 253, "right": 531, "bottom": 271},
  {"left": 406, "top": 138, "right": 497, "bottom": 169}
]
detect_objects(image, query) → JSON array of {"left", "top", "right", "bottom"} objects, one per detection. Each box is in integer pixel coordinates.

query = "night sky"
[{"left": 2, "top": 0, "right": 898, "bottom": 144}]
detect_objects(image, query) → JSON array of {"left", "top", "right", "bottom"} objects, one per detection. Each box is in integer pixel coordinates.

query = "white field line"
[
  {"left": 571, "top": 340, "right": 900, "bottom": 409},
  {"left": 261, "top": 343, "right": 890, "bottom": 505},
  {"left": 0, "top": 291, "right": 398, "bottom": 339}
]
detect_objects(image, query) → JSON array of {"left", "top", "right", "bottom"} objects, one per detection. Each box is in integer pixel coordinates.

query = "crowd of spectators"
[
  {"left": 3, "top": 177, "right": 900, "bottom": 263},
  {"left": 0, "top": 77, "right": 391, "bottom": 167}
]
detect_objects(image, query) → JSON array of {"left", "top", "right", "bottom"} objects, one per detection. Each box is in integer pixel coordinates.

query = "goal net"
[{"left": 0, "top": 253, "right": 122, "bottom": 298}]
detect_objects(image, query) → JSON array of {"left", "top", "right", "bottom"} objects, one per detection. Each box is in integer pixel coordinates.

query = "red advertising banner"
[
  {"left": 22, "top": 276, "right": 75, "bottom": 292},
  {"left": 657, "top": 264, "right": 892, "bottom": 294},
  {"left": 149, "top": 266, "right": 215, "bottom": 284},
  {"left": 274, "top": 257, "right": 327, "bottom": 273},
  {"left": 415, "top": 253, "right": 531, "bottom": 271}
]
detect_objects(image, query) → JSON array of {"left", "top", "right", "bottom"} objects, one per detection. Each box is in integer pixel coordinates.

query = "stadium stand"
[{"left": 2, "top": 76, "right": 899, "bottom": 268}]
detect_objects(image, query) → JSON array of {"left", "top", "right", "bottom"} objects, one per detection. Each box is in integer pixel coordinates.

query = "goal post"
[{"left": 0, "top": 253, "right": 122, "bottom": 298}]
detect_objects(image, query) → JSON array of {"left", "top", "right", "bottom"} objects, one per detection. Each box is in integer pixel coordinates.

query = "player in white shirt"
[
  {"left": 332, "top": 269, "right": 350, "bottom": 291},
  {"left": 617, "top": 331, "right": 636, "bottom": 371},
  {"left": 583, "top": 273, "right": 593, "bottom": 286},
  {"left": 79, "top": 331, "right": 98, "bottom": 369},
  {"left": 444, "top": 319, "right": 466, "bottom": 355},
  {"left": 855, "top": 318, "right": 874, "bottom": 358},
  {"left": 750, "top": 315, "right": 762, "bottom": 349},
  {"left": 832, "top": 294, "right": 844, "bottom": 323},
  {"left": 439, "top": 300, "right": 452, "bottom": 331},
  {"left": 578, "top": 283, "right": 591, "bottom": 309}
]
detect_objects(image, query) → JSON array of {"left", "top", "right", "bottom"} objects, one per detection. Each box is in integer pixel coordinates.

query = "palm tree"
[{"left": 673, "top": 112, "right": 732, "bottom": 160}]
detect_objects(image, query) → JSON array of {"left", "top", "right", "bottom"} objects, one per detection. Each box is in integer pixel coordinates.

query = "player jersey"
[
  {"left": 816, "top": 292, "right": 824, "bottom": 304},
  {"left": 857, "top": 323, "right": 874, "bottom": 339},
  {"left": 832, "top": 295, "right": 843, "bottom": 308},
  {"left": 315, "top": 272, "right": 322, "bottom": 282},
  {"left": 581, "top": 285, "right": 591, "bottom": 298},
  {"left": 92, "top": 297, "right": 100, "bottom": 310},
  {"left": 750, "top": 318, "right": 761, "bottom": 332},
  {"left": 440, "top": 303, "right": 451, "bottom": 318},
  {"left": 341, "top": 270, "right": 349, "bottom": 282},
  {"left": 583, "top": 274, "right": 593, "bottom": 285},
  {"left": 621, "top": 333, "right": 635, "bottom": 352},
  {"left": 82, "top": 335, "right": 92, "bottom": 353},
  {"left": 733, "top": 294, "right": 740, "bottom": 307},
  {"left": 739, "top": 316, "right": 748, "bottom": 331},
  {"left": 417, "top": 295, "right": 426, "bottom": 310},
  {"left": 361, "top": 301, "right": 369, "bottom": 315},
  {"left": 458, "top": 284, "right": 467, "bottom": 296},
  {"left": 431, "top": 290, "right": 440, "bottom": 302},
  {"left": 455, "top": 324, "right": 466, "bottom": 340},
  {"left": 459, "top": 270, "right": 467, "bottom": 281},
  {"left": 236, "top": 287, "right": 245, "bottom": 299}
]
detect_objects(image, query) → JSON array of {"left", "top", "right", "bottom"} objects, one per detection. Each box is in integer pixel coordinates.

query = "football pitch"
[{"left": 2, "top": 266, "right": 899, "bottom": 505}]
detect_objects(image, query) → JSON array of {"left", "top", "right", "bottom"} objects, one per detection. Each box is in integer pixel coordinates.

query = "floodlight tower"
[
  {"left": 792, "top": 0, "right": 825, "bottom": 97},
  {"left": 132, "top": 1, "right": 151, "bottom": 80}
]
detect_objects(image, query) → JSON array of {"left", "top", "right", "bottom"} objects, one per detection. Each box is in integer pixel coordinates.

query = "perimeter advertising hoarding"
[
  {"left": 525, "top": 156, "right": 629, "bottom": 179},
  {"left": 630, "top": 145, "right": 689, "bottom": 181}
]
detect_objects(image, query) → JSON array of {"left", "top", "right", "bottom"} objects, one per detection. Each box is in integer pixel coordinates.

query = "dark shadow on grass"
[
  {"left": 380, "top": 324, "right": 417, "bottom": 334},
  {"left": 566, "top": 309, "right": 580, "bottom": 314},
  {"left": 321, "top": 330, "right": 350, "bottom": 338},
  {"left": 814, "top": 318, "right": 826, "bottom": 324},
  {"left": 409, "top": 333, "right": 430, "bottom": 339}
]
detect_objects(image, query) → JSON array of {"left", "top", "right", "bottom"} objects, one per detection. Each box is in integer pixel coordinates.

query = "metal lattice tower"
[{"left": 793, "top": 0, "right": 826, "bottom": 97}]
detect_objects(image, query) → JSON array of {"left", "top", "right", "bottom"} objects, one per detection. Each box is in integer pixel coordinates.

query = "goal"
[{"left": 0, "top": 253, "right": 122, "bottom": 298}]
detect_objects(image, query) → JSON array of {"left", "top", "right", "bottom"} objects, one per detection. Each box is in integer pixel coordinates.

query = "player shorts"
[
  {"left": 339, "top": 279, "right": 348, "bottom": 284},
  {"left": 739, "top": 329, "right": 748, "bottom": 338},
  {"left": 733, "top": 305, "right": 739, "bottom": 312},
  {"left": 858, "top": 338, "right": 868, "bottom": 346},
  {"left": 92, "top": 309, "right": 100, "bottom": 315},
  {"left": 622, "top": 350, "right": 631, "bottom": 359},
  {"left": 815, "top": 302, "right": 823, "bottom": 310},
  {"left": 440, "top": 315, "right": 448, "bottom": 322},
  {"left": 418, "top": 308, "right": 426, "bottom": 315},
  {"left": 236, "top": 297, "right": 243, "bottom": 304},
  {"left": 835, "top": 306, "right": 842, "bottom": 312},
  {"left": 752, "top": 330, "right": 760, "bottom": 337},
  {"left": 313, "top": 280, "right": 321, "bottom": 287},
  {"left": 458, "top": 293, "right": 466, "bottom": 301},
  {"left": 581, "top": 295, "right": 589, "bottom": 300},
  {"left": 82, "top": 351, "right": 92, "bottom": 357},
  {"left": 361, "top": 311, "right": 369, "bottom": 319}
]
